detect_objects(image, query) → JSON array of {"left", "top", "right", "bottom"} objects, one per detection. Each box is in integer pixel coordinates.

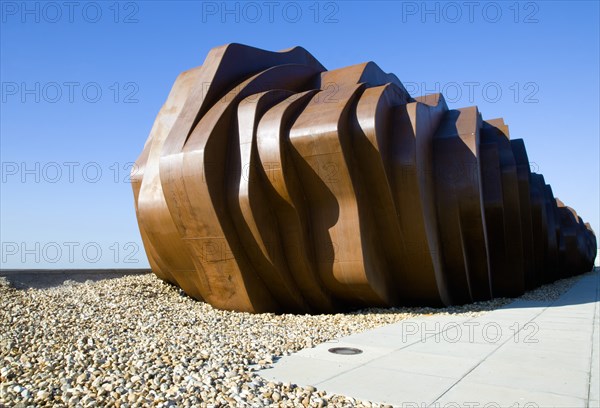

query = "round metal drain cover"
[{"left": 328, "top": 347, "right": 363, "bottom": 355}]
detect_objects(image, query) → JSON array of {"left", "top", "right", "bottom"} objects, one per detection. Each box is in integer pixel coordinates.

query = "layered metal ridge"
[{"left": 132, "top": 44, "right": 596, "bottom": 313}]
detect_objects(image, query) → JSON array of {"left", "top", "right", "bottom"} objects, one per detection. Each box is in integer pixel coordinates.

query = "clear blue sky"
[{"left": 1, "top": 1, "right": 598, "bottom": 268}]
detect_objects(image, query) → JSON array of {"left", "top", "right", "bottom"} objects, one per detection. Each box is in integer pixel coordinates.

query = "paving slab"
[
  {"left": 259, "top": 355, "right": 358, "bottom": 386},
  {"left": 435, "top": 380, "right": 587, "bottom": 407},
  {"left": 316, "top": 366, "right": 455, "bottom": 407},
  {"left": 460, "top": 358, "right": 589, "bottom": 399},
  {"left": 366, "top": 350, "right": 480, "bottom": 378},
  {"left": 259, "top": 269, "right": 599, "bottom": 407}
]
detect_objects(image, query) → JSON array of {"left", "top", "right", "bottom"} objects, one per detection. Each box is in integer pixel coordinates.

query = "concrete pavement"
[{"left": 259, "top": 270, "right": 599, "bottom": 407}]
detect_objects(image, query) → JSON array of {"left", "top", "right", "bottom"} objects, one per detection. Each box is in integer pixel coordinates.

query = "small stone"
[{"left": 37, "top": 390, "right": 51, "bottom": 399}]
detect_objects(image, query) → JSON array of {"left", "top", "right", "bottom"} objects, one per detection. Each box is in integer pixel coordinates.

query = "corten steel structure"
[{"left": 132, "top": 44, "right": 597, "bottom": 313}]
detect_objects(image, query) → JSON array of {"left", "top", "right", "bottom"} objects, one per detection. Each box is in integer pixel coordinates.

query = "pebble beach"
[{"left": 0, "top": 271, "right": 589, "bottom": 407}]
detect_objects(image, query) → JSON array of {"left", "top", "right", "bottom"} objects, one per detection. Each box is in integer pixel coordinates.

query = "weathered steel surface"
[{"left": 132, "top": 44, "right": 597, "bottom": 313}]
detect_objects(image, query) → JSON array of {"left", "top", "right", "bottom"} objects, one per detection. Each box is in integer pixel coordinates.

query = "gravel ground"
[{"left": 0, "top": 270, "right": 592, "bottom": 408}]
